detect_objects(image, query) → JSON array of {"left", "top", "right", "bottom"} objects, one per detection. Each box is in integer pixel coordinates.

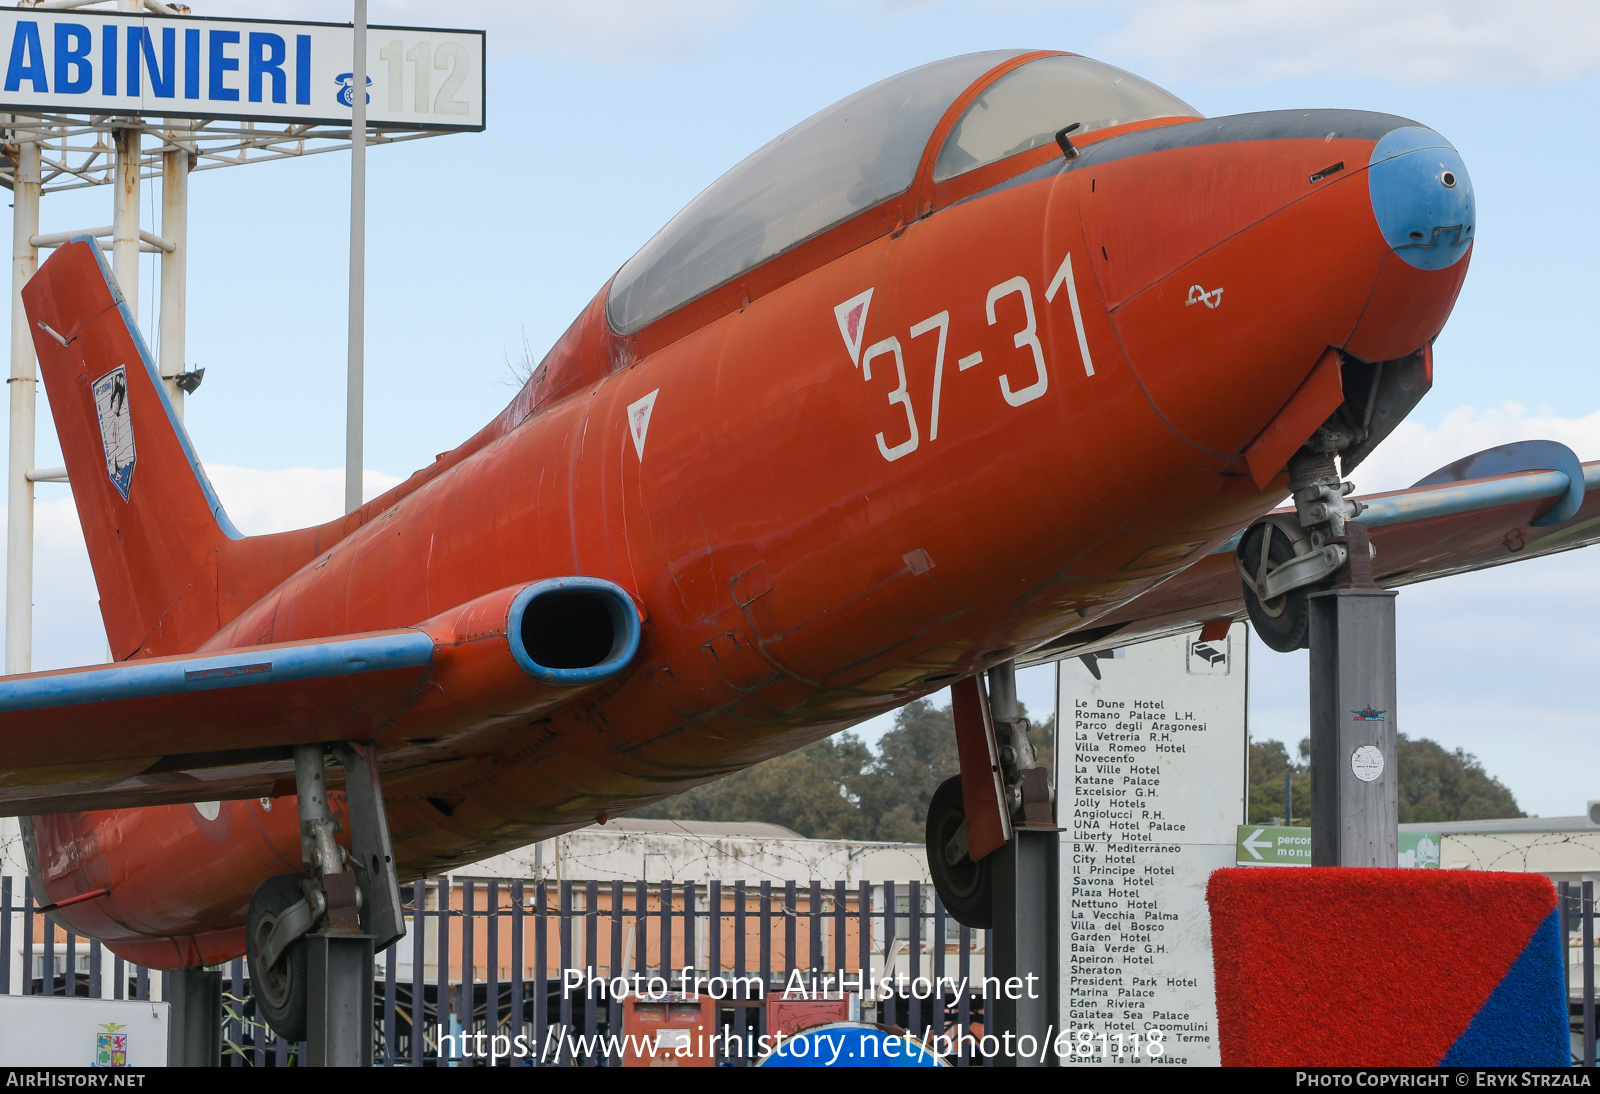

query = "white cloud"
[
  {"left": 1353, "top": 403, "right": 1600, "bottom": 493},
  {"left": 1098, "top": 0, "right": 1600, "bottom": 86},
  {"left": 206, "top": 465, "right": 404, "bottom": 537}
]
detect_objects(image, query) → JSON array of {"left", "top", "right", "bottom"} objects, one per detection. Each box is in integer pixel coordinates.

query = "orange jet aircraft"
[{"left": 3, "top": 50, "right": 1595, "bottom": 1040}]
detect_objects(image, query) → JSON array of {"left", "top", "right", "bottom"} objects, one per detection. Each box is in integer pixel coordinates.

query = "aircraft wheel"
[
  {"left": 1238, "top": 521, "right": 1312, "bottom": 652},
  {"left": 246, "top": 874, "right": 310, "bottom": 1043},
  {"left": 925, "top": 775, "right": 992, "bottom": 929}
]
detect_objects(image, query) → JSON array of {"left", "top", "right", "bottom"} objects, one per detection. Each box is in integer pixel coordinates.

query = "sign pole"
[
  {"left": 111, "top": 127, "right": 140, "bottom": 321},
  {"left": 345, "top": 0, "right": 367, "bottom": 515},
  {"left": 159, "top": 133, "right": 189, "bottom": 418},
  {"left": 5, "top": 138, "right": 39, "bottom": 677}
]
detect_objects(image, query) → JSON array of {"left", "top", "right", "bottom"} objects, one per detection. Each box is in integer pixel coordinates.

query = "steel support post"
[
  {"left": 305, "top": 932, "right": 375, "bottom": 1067},
  {"left": 990, "top": 828, "right": 1059, "bottom": 1065},
  {"left": 159, "top": 140, "right": 189, "bottom": 416},
  {"left": 1308, "top": 586, "right": 1399, "bottom": 867},
  {"left": 166, "top": 966, "right": 222, "bottom": 1067},
  {"left": 5, "top": 139, "right": 39, "bottom": 676},
  {"left": 112, "top": 128, "right": 140, "bottom": 320}
]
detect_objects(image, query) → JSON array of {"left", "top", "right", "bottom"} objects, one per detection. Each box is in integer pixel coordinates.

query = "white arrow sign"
[{"left": 1241, "top": 828, "right": 1273, "bottom": 861}]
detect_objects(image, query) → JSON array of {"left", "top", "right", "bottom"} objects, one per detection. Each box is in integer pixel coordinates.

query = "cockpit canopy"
[{"left": 606, "top": 51, "right": 1198, "bottom": 336}]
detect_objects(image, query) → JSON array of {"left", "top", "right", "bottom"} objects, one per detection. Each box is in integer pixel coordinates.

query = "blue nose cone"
[{"left": 1367, "top": 127, "right": 1474, "bottom": 270}]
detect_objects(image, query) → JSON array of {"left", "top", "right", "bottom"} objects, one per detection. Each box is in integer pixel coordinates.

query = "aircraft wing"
[
  {"left": 0, "top": 579, "right": 642, "bottom": 816},
  {"left": 1021, "top": 443, "right": 1600, "bottom": 664}
]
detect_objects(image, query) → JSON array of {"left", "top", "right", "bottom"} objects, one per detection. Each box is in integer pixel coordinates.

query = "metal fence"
[
  {"left": 1, "top": 874, "right": 992, "bottom": 1066},
  {"left": 14, "top": 873, "right": 1588, "bottom": 1065},
  {"left": 1561, "top": 880, "right": 1597, "bottom": 1068}
]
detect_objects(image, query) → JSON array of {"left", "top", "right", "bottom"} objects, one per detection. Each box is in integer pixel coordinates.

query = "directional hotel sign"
[
  {"left": 0, "top": 11, "right": 484, "bottom": 130},
  {"left": 1235, "top": 826, "right": 1441, "bottom": 868}
]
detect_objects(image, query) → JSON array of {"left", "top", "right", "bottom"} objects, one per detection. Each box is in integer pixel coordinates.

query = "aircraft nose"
[
  {"left": 1366, "top": 127, "right": 1474, "bottom": 270},
  {"left": 1343, "top": 126, "right": 1475, "bottom": 363},
  {"left": 1080, "top": 108, "right": 1474, "bottom": 455}
]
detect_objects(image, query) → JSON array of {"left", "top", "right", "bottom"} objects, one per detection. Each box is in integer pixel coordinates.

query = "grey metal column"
[
  {"left": 6, "top": 138, "right": 40, "bottom": 677},
  {"left": 158, "top": 137, "right": 189, "bottom": 416},
  {"left": 166, "top": 967, "right": 222, "bottom": 1066},
  {"left": 1308, "top": 578, "right": 1399, "bottom": 868},
  {"left": 989, "top": 828, "right": 1059, "bottom": 1066},
  {"left": 305, "top": 933, "right": 375, "bottom": 1067}
]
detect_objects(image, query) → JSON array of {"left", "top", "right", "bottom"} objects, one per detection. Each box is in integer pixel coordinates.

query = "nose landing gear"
[{"left": 1237, "top": 445, "right": 1367, "bottom": 652}]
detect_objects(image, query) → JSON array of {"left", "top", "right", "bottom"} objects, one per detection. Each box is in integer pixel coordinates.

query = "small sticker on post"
[{"left": 1351, "top": 745, "right": 1385, "bottom": 782}]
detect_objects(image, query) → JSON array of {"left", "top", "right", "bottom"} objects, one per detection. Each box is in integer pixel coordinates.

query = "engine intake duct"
[
  {"left": 507, "top": 579, "right": 640, "bottom": 682},
  {"left": 388, "top": 578, "right": 643, "bottom": 744}
]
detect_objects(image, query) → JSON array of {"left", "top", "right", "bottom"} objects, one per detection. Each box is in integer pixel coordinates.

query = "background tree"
[
  {"left": 1246, "top": 734, "right": 1522, "bottom": 824},
  {"left": 846, "top": 699, "right": 961, "bottom": 841},
  {"left": 633, "top": 698, "right": 1054, "bottom": 840},
  {"left": 1246, "top": 739, "right": 1311, "bottom": 825},
  {"left": 631, "top": 734, "right": 873, "bottom": 839},
  {"left": 1394, "top": 735, "right": 1523, "bottom": 822}
]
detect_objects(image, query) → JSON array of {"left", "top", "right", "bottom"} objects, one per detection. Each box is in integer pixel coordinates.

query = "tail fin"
[{"left": 23, "top": 238, "right": 239, "bottom": 660}]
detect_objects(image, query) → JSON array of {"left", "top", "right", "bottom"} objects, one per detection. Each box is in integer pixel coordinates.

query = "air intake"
[{"left": 506, "top": 578, "right": 641, "bottom": 684}]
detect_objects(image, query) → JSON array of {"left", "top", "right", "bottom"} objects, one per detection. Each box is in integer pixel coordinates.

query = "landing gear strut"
[
  {"left": 927, "top": 663, "right": 1055, "bottom": 928},
  {"left": 928, "top": 661, "right": 1058, "bottom": 1065},
  {"left": 245, "top": 742, "right": 404, "bottom": 1065},
  {"left": 1237, "top": 445, "right": 1366, "bottom": 652},
  {"left": 1237, "top": 430, "right": 1400, "bottom": 865}
]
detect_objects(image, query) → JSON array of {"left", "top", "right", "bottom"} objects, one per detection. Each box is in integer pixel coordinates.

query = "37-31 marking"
[{"left": 835, "top": 253, "right": 1094, "bottom": 462}]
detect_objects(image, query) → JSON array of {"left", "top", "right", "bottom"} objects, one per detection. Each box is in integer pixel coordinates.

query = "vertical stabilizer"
[{"left": 22, "top": 239, "right": 237, "bottom": 659}]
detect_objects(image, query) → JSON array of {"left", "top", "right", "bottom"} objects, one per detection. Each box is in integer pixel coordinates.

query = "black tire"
[
  {"left": 246, "top": 873, "right": 310, "bottom": 1043},
  {"left": 1237, "top": 522, "right": 1313, "bottom": 653},
  {"left": 925, "top": 775, "right": 992, "bottom": 929}
]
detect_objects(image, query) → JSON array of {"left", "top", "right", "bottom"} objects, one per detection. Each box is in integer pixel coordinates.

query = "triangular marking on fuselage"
[
  {"left": 628, "top": 389, "right": 659, "bottom": 461},
  {"left": 834, "top": 288, "right": 874, "bottom": 367}
]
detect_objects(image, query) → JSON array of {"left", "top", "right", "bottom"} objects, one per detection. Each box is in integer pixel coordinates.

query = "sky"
[{"left": 6, "top": 0, "right": 1598, "bottom": 817}]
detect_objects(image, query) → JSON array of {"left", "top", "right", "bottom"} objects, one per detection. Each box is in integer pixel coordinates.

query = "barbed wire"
[{"left": 1442, "top": 830, "right": 1600, "bottom": 875}]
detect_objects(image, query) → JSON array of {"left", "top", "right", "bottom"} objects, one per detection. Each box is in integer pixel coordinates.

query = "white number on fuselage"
[
  {"left": 985, "top": 276, "right": 1048, "bottom": 407},
  {"left": 843, "top": 256, "right": 1092, "bottom": 462},
  {"left": 861, "top": 336, "right": 920, "bottom": 462}
]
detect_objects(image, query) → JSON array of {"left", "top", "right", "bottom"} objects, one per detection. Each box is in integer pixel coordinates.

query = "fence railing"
[
  {"left": 9, "top": 873, "right": 1596, "bottom": 1065},
  {"left": 1560, "top": 880, "right": 1597, "bottom": 1068},
  {"left": 1, "top": 874, "right": 991, "bottom": 1066}
]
